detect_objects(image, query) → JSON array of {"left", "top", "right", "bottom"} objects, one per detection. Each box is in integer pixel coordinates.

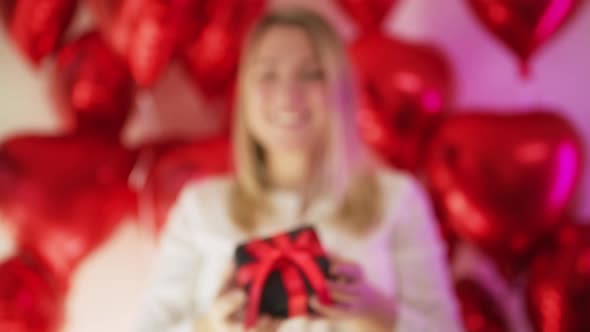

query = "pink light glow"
[
  {"left": 447, "top": 190, "right": 490, "bottom": 237},
  {"left": 534, "top": 0, "right": 574, "bottom": 44},
  {"left": 548, "top": 142, "right": 578, "bottom": 210},
  {"left": 421, "top": 90, "right": 443, "bottom": 113}
]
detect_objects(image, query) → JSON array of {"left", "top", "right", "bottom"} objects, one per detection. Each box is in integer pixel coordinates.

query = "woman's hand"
[
  {"left": 309, "top": 256, "right": 397, "bottom": 332},
  {"left": 204, "top": 266, "right": 282, "bottom": 332}
]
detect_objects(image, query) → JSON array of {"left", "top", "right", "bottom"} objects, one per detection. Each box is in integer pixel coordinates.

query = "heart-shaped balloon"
[
  {"left": 349, "top": 33, "right": 454, "bottom": 172},
  {"left": 134, "top": 136, "right": 231, "bottom": 232},
  {"left": 0, "top": 249, "right": 66, "bottom": 332},
  {"left": 7, "top": 0, "right": 78, "bottom": 65},
  {"left": 127, "top": 0, "right": 201, "bottom": 87},
  {"left": 0, "top": 133, "right": 137, "bottom": 276},
  {"left": 527, "top": 222, "right": 590, "bottom": 332},
  {"left": 337, "top": 0, "right": 397, "bottom": 32},
  {"left": 0, "top": 0, "right": 15, "bottom": 27},
  {"left": 181, "top": 0, "right": 266, "bottom": 100},
  {"left": 455, "top": 279, "right": 508, "bottom": 332},
  {"left": 85, "top": 0, "right": 141, "bottom": 55},
  {"left": 425, "top": 111, "right": 583, "bottom": 280},
  {"left": 466, "top": 0, "right": 583, "bottom": 76},
  {"left": 53, "top": 31, "right": 134, "bottom": 136}
]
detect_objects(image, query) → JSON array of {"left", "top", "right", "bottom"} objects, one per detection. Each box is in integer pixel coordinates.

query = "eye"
[
  {"left": 258, "top": 70, "right": 277, "bottom": 82},
  {"left": 300, "top": 68, "right": 325, "bottom": 81}
]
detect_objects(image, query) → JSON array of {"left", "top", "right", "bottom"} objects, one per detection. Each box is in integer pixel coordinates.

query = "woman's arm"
[
  {"left": 133, "top": 188, "right": 204, "bottom": 332},
  {"left": 390, "top": 178, "right": 464, "bottom": 332}
]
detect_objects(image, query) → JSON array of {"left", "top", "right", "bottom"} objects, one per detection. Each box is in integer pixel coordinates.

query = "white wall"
[{"left": 1, "top": 1, "right": 589, "bottom": 331}]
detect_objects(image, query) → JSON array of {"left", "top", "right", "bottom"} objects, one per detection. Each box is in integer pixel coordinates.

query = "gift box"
[{"left": 234, "top": 226, "right": 332, "bottom": 328}]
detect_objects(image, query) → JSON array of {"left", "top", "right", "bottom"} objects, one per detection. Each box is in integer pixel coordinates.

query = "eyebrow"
[{"left": 252, "top": 55, "right": 321, "bottom": 67}]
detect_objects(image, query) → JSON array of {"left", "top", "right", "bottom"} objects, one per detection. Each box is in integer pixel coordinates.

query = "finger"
[
  {"left": 209, "top": 314, "right": 243, "bottom": 332},
  {"left": 328, "top": 280, "right": 360, "bottom": 295},
  {"left": 329, "top": 289, "right": 358, "bottom": 304},
  {"left": 330, "top": 261, "right": 363, "bottom": 282},
  {"left": 327, "top": 254, "right": 363, "bottom": 280},
  {"left": 217, "top": 264, "right": 239, "bottom": 295},
  {"left": 248, "top": 316, "right": 270, "bottom": 331},
  {"left": 225, "top": 321, "right": 244, "bottom": 332},
  {"left": 250, "top": 315, "right": 281, "bottom": 332},
  {"left": 328, "top": 280, "right": 360, "bottom": 305},
  {"left": 212, "top": 289, "right": 246, "bottom": 322},
  {"left": 309, "top": 296, "right": 350, "bottom": 319}
]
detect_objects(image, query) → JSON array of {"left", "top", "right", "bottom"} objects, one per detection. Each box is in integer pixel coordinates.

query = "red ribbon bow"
[{"left": 236, "top": 228, "right": 332, "bottom": 328}]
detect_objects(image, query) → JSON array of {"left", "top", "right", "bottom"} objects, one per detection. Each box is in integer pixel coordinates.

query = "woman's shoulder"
[
  {"left": 178, "top": 174, "right": 235, "bottom": 202},
  {"left": 373, "top": 166, "right": 424, "bottom": 200},
  {"left": 164, "top": 173, "right": 248, "bottom": 238},
  {"left": 173, "top": 174, "right": 236, "bottom": 224},
  {"left": 372, "top": 166, "right": 439, "bottom": 234}
]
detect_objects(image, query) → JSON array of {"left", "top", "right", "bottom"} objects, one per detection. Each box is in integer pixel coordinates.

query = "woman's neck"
[{"left": 266, "top": 150, "right": 311, "bottom": 191}]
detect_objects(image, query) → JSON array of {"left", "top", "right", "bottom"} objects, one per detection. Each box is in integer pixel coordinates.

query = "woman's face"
[{"left": 244, "top": 25, "right": 330, "bottom": 153}]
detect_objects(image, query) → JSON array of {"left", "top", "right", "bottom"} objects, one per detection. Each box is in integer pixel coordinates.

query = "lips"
[{"left": 267, "top": 109, "right": 311, "bottom": 130}]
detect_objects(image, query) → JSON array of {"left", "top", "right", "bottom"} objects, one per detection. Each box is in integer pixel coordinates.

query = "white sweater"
[{"left": 133, "top": 169, "right": 464, "bottom": 332}]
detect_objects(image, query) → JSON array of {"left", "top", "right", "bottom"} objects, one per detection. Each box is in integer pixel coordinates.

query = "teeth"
[{"left": 273, "top": 112, "right": 307, "bottom": 126}]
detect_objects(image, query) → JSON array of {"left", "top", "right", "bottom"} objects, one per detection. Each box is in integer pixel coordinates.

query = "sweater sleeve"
[
  {"left": 132, "top": 187, "right": 203, "bottom": 332},
  {"left": 389, "top": 177, "right": 464, "bottom": 332}
]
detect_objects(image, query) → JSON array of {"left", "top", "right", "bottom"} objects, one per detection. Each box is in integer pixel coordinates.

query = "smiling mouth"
[{"left": 267, "top": 109, "right": 311, "bottom": 129}]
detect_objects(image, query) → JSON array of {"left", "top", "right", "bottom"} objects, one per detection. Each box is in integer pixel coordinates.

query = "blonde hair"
[{"left": 230, "top": 7, "right": 381, "bottom": 233}]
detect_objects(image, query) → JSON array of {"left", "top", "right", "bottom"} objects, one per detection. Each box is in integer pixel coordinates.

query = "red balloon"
[
  {"left": 455, "top": 279, "right": 508, "bottom": 332},
  {"left": 527, "top": 222, "right": 590, "bottom": 332},
  {"left": 337, "top": 0, "right": 397, "bottom": 31},
  {"left": 135, "top": 136, "right": 231, "bottom": 232},
  {"left": 85, "top": 0, "right": 142, "bottom": 55},
  {"left": 349, "top": 33, "right": 454, "bottom": 172},
  {"left": 182, "top": 0, "right": 266, "bottom": 99},
  {"left": 0, "top": 250, "right": 66, "bottom": 332},
  {"left": 53, "top": 31, "right": 134, "bottom": 136},
  {"left": 87, "top": 0, "right": 204, "bottom": 57},
  {"left": 425, "top": 111, "right": 584, "bottom": 280},
  {"left": 466, "top": 0, "right": 583, "bottom": 76},
  {"left": 127, "top": 0, "right": 200, "bottom": 86},
  {"left": 7, "top": 0, "right": 78, "bottom": 65},
  {"left": 0, "top": 133, "right": 137, "bottom": 276},
  {"left": 0, "top": 0, "right": 15, "bottom": 27}
]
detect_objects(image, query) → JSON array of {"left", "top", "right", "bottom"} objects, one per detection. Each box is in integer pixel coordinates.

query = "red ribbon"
[{"left": 236, "top": 229, "right": 332, "bottom": 329}]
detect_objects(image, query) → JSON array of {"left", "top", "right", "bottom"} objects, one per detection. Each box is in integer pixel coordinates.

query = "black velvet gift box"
[{"left": 234, "top": 226, "right": 331, "bottom": 322}]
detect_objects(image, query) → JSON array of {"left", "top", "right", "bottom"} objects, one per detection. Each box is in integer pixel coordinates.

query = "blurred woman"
[{"left": 134, "top": 7, "right": 463, "bottom": 332}]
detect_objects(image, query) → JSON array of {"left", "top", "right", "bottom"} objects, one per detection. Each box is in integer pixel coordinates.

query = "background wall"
[{"left": 1, "top": 0, "right": 589, "bottom": 331}]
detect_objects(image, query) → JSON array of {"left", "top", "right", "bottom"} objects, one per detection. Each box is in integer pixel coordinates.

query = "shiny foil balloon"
[
  {"left": 0, "top": 250, "right": 66, "bottom": 332},
  {"left": 127, "top": 0, "right": 200, "bottom": 86},
  {"left": 54, "top": 31, "right": 134, "bottom": 136},
  {"left": 455, "top": 279, "right": 508, "bottom": 332},
  {"left": 527, "top": 223, "right": 590, "bottom": 332},
  {"left": 85, "top": 0, "right": 142, "bottom": 55},
  {"left": 182, "top": 0, "right": 266, "bottom": 99},
  {"left": 136, "top": 136, "right": 231, "bottom": 232},
  {"left": 0, "top": 133, "right": 137, "bottom": 276},
  {"left": 1, "top": 0, "right": 15, "bottom": 27},
  {"left": 8, "top": 0, "right": 78, "bottom": 65},
  {"left": 466, "top": 0, "right": 582, "bottom": 76},
  {"left": 87, "top": 0, "right": 204, "bottom": 56},
  {"left": 337, "top": 0, "right": 397, "bottom": 31},
  {"left": 425, "top": 112, "right": 583, "bottom": 280},
  {"left": 350, "top": 33, "right": 454, "bottom": 172}
]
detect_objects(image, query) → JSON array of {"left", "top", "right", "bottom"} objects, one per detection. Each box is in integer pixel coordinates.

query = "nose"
[{"left": 276, "top": 79, "right": 304, "bottom": 111}]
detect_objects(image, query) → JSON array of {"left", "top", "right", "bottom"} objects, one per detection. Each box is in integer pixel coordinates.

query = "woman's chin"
[{"left": 267, "top": 135, "right": 313, "bottom": 152}]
